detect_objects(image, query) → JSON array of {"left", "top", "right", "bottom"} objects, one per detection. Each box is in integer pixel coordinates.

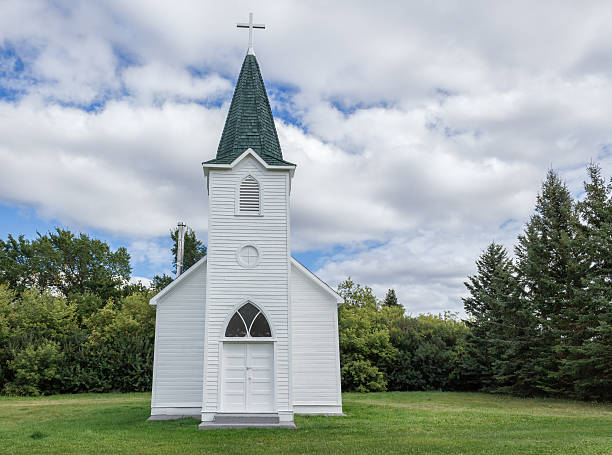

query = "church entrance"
[
  {"left": 221, "top": 342, "right": 274, "bottom": 412},
  {"left": 221, "top": 302, "right": 275, "bottom": 413}
]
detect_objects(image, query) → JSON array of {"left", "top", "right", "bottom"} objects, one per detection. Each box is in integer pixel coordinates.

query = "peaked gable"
[
  {"left": 291, "top": 257, "right": 343, "bottom": 305},
  {"left": 149, "top": 256, "right": 207, "bottom": 306},
  {"left": 202, "top": 148, "right": 295, "bottom": 179}
]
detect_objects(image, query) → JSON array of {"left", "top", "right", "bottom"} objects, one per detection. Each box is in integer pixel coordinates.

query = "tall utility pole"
[{"left": 176, "top": 221, "right": 186, "bottom": 276}]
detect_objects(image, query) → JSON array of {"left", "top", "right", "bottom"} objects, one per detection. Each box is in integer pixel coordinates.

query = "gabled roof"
[
  {"left": 205, "top": 54, "right": 294, "bottom": 167},
  {"left": 202, "top": 148, "right": 295, "bottom": 178},
  {"left": 291, "top": 257, "right": 344, "bottom": 305},
  {"left": 149, "top": 255, "right": 343, "bottom": 306},
  {"left": 149, "top": 256, "right": 207, "bottom": 306}
]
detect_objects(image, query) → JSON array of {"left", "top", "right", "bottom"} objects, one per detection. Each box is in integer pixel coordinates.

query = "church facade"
[{"left": 149, "top": 50, "right": 343, "bottom": 428}]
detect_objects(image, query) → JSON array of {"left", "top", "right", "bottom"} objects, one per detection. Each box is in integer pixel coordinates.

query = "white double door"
[{"left": 221, "top": 342, "right": 274, "bottom": 413}]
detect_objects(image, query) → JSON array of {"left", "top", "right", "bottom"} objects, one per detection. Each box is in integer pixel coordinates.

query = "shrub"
[
  {"left": 341, "top": 359, "right": 387, "bottom": 393},
  {"left": 3, "top": 340, "right": 63, "bottom": 396}
]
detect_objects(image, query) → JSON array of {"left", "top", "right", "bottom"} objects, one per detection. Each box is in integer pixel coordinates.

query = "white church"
[{"left": 148, "top": 16, "right": 343, "bottom": 429}]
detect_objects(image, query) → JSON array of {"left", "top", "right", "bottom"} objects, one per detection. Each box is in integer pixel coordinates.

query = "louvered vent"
[{"left": 239, "top": 175, "right": 260, "bottom": 214}]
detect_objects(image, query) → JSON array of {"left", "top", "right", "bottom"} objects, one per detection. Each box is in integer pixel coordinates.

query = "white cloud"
[
  {"left": 128, "top": 240, "right": 171, "bottom": 268},
  {"left": 122, "top": 62, "right": 232, "bottom": 105},
  {"left": 129, "top": 276, "right": 153, "bottom": 288},
  {"left": 0, "top": 99, "right": 217, "bottom": 236},
  {"left": 0, "top": 0, "right": 611, "bottom": 312}
]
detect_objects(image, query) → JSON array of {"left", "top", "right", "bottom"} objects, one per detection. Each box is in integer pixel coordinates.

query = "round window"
[{"left": 237, "top": 244, "right": 260, "bottom": 268}]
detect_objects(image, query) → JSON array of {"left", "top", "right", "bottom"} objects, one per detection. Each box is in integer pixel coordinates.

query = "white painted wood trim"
[
  {"left": 290, "top": 257, "right": 343, "bottom": 304},
  {"left": 150, "top": 304, "right": 160, "bottom": 407},
  {"left": 150, "top": 407, "right": 202, "bottom": 417},
  {"left": 333, "top": 302, "right": 343, "bottom": 407},
  {"left": 152, "top": 402, "right": 203, "bottom": 408},
  {"left": 286, "top": 171, "right": 293, "bottom": 412},
  {"left": 149, "top": 256, "right": 208, "bottom": 306},
  {"left": 218, "top": 341, "right": 277, "bottom": 413},
  {"left": 202, "top": 148, "right": 295, "bottom": 178},
  {"left": 273, "top": 341, "right": 279, "bottom": 413},
  {"left": 234, "top": 174, "right": 264, "bottom": 216},
  {"left": 201, "top": 411, "right": 215, "bottom": 422},
  {"left": 216, "top": 341, "right": 224, "bottom": 411},
  {"left": 278, "top": 409, "right": 294, "bottom": 422},
  {"left": 217, "top": 300, "right": 277, "bottom": 413},
  {"left": 293, "top": 404, "right": 343, "bottom": 415},
  {"left": 202, "top": 171, "right": 213, "bottom": 414},
  {"left": 219, "top": 299, "right": 277, "bottom": 339},
  {"left": 221, "top": 338, "right": 277, "bottom": 343},
  {"left": 235, "top": 243, "right": 263, "bottom": 269}
]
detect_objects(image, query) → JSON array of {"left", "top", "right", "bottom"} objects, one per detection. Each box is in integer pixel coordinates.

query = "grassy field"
[{"left": 0, "top": 392, "right": 611, "bottom": 454}]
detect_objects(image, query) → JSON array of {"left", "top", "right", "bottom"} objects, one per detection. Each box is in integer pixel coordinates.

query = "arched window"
[
  {"left": 238, "top": 175, "right": 260, "bottom": 214},
  {"left": 225, "top": 302, "right": 272, "bottom": 337}
]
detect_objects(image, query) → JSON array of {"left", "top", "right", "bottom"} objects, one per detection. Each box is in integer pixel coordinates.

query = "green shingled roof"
[{"left": 204, "top": 54, "right": 294, "bottom": 167}]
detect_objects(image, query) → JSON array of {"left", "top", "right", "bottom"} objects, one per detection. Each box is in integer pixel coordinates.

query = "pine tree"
[
  {"left": 514, "top": 169, "right": 580, "bottom": 396},
  {"left": 462, "top": 243, "right": 516, "bottom": 391},
  {"left": 171, "top": 227, "right": 207, "bottom": 274},
  {"left": 383, "top": 289, "right": 400, "bottom": 307},
  {"left": 151, "top": 227, "right": 207, "bottom": 292},
  {"left": 561, "top": 163, "right": 612, "bottom": 400}
]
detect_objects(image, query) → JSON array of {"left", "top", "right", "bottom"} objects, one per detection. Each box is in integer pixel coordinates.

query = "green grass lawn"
[{"left": 0, "top": 392, "right": 611, "bottom": 455}]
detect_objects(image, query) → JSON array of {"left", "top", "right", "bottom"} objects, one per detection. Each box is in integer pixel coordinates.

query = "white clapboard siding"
[
  {"left": 291, "top": 262, "right": 342, "bottom": 405},
  {"left": 205, "top": 155, "right": 291, "bottom": 414},
  {"left": 151, "top": 260, "right": 206, "bottom": 409}
]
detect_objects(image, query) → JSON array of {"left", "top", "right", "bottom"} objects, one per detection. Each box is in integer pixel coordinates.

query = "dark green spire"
[{"left": 205, "top": 54, "right": 294, "bottom": 167}]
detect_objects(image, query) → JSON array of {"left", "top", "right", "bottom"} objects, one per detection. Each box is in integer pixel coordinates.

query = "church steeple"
[{"left": 204, "top": 54, "right": 294, "bottom": 167}]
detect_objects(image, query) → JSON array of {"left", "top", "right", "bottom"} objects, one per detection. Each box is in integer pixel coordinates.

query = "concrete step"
[
  {"left": 213, "top": 413, "right": 279, "bottom": 424},
  {"left": 199, "top": 422, "right": 296, "bottom": 430}
]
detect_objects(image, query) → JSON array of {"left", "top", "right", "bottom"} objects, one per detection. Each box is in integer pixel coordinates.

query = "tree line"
[
  {"left": 0, "top": 163, "right": 609, "bottom": 400},
  {"left": 0, "top": 227, "right": 204, "bottom": 395},
  {"left": 338, "top": 164, "right": 610, "bottom": 401},
  {"left": 337, "top": 280, "right": 471, "bottom": 393},
  {"left": 462, "top": 164, "right": 611, "bottom": 400}
]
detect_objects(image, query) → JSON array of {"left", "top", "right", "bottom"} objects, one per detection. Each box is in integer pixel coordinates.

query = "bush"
[
  {"left": 341, "top": 359, "right": 386, "bottom": 393},
  {"left": 0, "top": 285, "right": 156, "bottom": 396},
  {"left": 337, "top": 279, "right": 398, "bottom": 391},
  {"left": 385, "top": 313, "right": 470, "bottom": 391},
  {"left": 0, "top": 227, "right": 159, "bottom": 397},
  {"left": 3, "top": 340, "right": 63, "bottom": 396},
  {"left": 336, "top": 279, "right": 473, "bottom": 393},
  {"left": 83, "top": 293, "right": 155, "bottom": 392}
]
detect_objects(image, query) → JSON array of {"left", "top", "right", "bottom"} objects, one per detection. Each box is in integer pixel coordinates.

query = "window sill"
[{"left": 221, "top": 338, "right": 276, "bottom": 343}]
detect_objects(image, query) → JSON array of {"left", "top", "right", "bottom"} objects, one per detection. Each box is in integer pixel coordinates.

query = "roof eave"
[
  {"left": 202, "top": 148, "right": 296, "bottom": 178},
  {"left": 290, "top": 257, "right": 344, "bottom": 305},
  {"left": 149, "top": 256, "right": 208, "bottom": 306}
]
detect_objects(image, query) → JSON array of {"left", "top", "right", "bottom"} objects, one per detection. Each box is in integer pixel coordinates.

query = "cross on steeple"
[{"left": 237, "top": 12, "right": 265, "bottom": 55}]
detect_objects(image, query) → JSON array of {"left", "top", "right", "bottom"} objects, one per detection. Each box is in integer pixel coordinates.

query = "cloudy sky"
[{"left": 0, "top": 1, "right": 610, "bottom": 314}]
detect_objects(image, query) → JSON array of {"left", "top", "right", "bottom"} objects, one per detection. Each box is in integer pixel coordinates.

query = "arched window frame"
[
  {"left": 222, "top": 301, "right": 275, "bottom": 340},
  {"left": 235, "top": 174, "right": 262, "bottom": 216}
]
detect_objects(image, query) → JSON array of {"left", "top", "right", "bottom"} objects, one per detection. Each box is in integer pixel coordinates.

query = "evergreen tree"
[
  {"left": 151, "top": 227, "right": 207, "bottom": 292},
  {"left": 383, "top": 289, "right": 400, "bottom": 307},
  {"left": 561, "top": 163, "right": 612, "bottom": 400},
  {"left": 513, "top": 169, "right": 580, "bottom": 396},
  {"left": 151, "top": 274, "right": 174, "bottom": 292},
  {"left": 462, "top": 242, "right": 516, "bottom": 391},
  {"left": 171, "top": 227, "right": 206, "bottom": 274}
]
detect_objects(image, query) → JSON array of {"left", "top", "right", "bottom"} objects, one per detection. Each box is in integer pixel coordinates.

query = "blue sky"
[{"left": 1, "top": 1, "right": 611, "bottom": 313}]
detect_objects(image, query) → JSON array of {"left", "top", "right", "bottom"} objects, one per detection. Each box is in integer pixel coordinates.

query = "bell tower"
[{"left": 200, "top": 15, "right": 297, "bottom": 426}]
